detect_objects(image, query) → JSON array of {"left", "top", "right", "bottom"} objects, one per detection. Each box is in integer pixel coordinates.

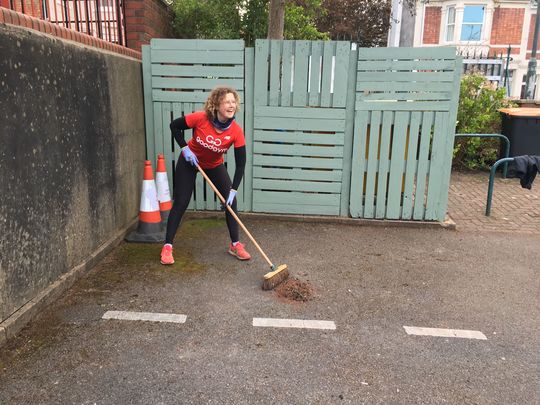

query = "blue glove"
[
  {"left": 226, "top": 189, "right": 237, "bottom": 206},
  {"left": 182, "top": 146, "right": 198, "bottom": 166}
]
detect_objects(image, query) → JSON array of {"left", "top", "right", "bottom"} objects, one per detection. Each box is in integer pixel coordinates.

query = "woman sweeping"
[{"left": 160, "top": 86, "right": 251, "bottom": 265}]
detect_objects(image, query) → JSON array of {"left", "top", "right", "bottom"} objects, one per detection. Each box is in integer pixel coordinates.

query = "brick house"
[
  {"left": 0, "top": 0, "right": 173, "bottom": 52},
  {"left": 392, "top": 0, "right": 539, "bottom": 99}
]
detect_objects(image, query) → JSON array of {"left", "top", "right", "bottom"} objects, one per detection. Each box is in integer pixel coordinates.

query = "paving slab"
[{"left": 448, "top": 171, "right": 540, "bottom": 234}]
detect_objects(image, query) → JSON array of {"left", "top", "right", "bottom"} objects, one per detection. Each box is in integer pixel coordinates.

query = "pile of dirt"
[{"left": 275, "top": 277, "right": 314, "bottom": 302}]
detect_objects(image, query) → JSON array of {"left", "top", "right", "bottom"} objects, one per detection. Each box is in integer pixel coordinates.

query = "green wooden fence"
[
  {"left": 252, "top": 40, "right": 354, "bottom": 215},
  {"left": 351, "top": 47, "right": 461, "bottom": 221},
  {"left": 142, "top": 39, "right": 247, "bottom": 211},
  {"left": 142, "top": 39, "right": 461, "bottom": 222}
]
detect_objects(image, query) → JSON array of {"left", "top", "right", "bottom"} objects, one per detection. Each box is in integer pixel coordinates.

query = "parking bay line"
[
  {"left": 253, "top": 318, "right": 336, "bottom": 330},
  {"left": 403, "top": 326, "right": 487, "bottom": 340},
  {"left": 102, "top": 311, "right": 187, "bottom": 324}
]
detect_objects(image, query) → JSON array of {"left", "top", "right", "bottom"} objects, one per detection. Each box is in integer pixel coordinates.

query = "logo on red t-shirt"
[{"left": 194, "top": 133, "right": 228, "bottom": 153}]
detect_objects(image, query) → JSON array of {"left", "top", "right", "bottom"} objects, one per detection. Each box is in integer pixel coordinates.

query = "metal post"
[
  {"left": 73, "top": 0, "right": 80, "bottom": 32},
  {"left": 486, "top": 157, "right": 515, "bottom": 216},
  {"left": 84, "top": 0, "right": 91, "bottom": 36},
  {"left": 63, "top": 0, "right": 69, "bottom": 28},
  {"left": 121, "top": 0, "right": 127, "bottom": 46},
  {"left": 41, "top": 0, "right": 47, "bottom": 19},
  {"left": 503, "top": 44, "right": 512, "bottom": 95},
  {"left": 115, "top": 0, "right": 122, "bottom": 45},
  {"left": 525, "top": 1, "right": 540, "bottom": 99}
]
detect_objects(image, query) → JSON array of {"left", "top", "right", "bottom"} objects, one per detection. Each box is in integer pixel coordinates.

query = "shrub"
[{"left": 454, "top": 74, "right": 516, "bottom": 170}]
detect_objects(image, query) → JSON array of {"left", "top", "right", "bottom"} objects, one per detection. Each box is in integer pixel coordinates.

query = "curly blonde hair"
[{"left": 204, "top": 86, "right": 241, "bottom": 121}]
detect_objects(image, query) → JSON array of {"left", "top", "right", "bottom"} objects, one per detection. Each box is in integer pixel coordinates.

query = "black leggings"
[{"left": 165, "top": 155, "right": 239, "bottom": 244}]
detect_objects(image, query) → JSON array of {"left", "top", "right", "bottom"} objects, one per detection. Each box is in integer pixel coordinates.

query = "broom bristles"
[{"left": 261, "top": 264, "right": 289, "bottom": 291}]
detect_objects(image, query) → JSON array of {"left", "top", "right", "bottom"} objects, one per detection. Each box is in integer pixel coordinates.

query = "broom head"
[{"left": 261, "top": 264, "right": 289, "bottom": 291}]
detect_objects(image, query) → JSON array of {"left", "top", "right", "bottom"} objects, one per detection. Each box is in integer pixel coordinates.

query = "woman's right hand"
[{"left": 182, "top": 146, "right": 199, "bottom": 166}]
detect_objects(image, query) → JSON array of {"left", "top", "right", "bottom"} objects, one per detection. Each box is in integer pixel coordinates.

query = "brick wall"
[
  {"left": 423, "top": 6, "right": 441, "bottom": 45},
  {"left": 124, "top": 0, "right": 173, "bottom": 52},
  {"left": 491, "top": 8, "right": 524, "bottom": 45},
  {"left": 490, "top": 46, "right": 521, "bottom": 55},
  {"left": 2, "top": 0, "right": 173, "bottom": 54},
  {"left": 528, "top": 13, "right": 537, "bottom": 51}
]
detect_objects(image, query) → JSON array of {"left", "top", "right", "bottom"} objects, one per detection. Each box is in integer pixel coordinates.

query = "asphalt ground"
[{"left": 0, "top": 216, "right": 539, "bottom": 404}]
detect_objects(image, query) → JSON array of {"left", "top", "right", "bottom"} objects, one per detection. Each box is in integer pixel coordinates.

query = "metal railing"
[
  {"left": 454, "top": 134, "right": 513, "bottom": 217},
  {"left": 454, "top": 133, "right": 511, "bottom": 178},
  {"left": 486, "top": 157, "right": 515, "bottom": 216},
  {"left": 459, "top": 47, "right": 512, "bottom": 95},
  {"left": 4, "top": 0, "right": 126, "bottom": 46}
]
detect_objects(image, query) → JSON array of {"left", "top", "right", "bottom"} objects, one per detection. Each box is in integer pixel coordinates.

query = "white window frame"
[
  {"left": 460, "top": 4, "right": 486, "bottom": 43},
  {"left": 446, "top": 5, "right": 456, "bottom": 42}
]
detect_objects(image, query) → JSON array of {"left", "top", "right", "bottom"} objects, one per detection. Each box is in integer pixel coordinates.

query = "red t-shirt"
[{"left": 185, "top": 111, "right": 246, "bottom": 169}]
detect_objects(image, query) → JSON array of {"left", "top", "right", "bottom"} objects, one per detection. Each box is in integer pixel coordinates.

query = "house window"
[
  {"left": 446, "top": 6, "right": 456, "bottom": 42},
  {"left": 461, "top": 5, "right": 485, "bottom": 42}
]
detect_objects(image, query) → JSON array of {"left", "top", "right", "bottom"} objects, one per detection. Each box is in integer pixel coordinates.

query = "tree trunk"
[{"left": 267, "top": 0, "right": 286, "bottom": 39}]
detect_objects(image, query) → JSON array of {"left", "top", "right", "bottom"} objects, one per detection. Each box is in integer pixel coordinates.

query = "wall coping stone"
[{"left": 0, "top": 6, "right": 142, "bottom": 60}]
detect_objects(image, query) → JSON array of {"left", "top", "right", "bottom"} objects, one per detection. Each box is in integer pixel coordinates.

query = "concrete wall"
[{"left": 0, "top": 23, "right": 146, "bottom": 323}]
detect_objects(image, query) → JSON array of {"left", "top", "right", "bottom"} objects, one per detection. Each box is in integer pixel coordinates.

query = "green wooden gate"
[
  {"left": 251, "top": 40, "right": 354, "bottom": 215},
  {"left": 142, "top": 39, "right": 247, "bottom": 210},
  {"left": 350, "top": 47, "right": 461, "bottom": 220},
  {"left": 142, "top": 40, "right": 461, "bottom": 222}
]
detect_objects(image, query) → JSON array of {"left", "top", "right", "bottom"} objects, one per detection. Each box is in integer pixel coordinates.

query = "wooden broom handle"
[{"left": 196, "top": 164, "right": 274, "bottom": 268}]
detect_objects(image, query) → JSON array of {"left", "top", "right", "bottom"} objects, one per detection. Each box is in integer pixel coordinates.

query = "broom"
[{"left": 196, "top": 164, "right": 289, "bottom": 290}]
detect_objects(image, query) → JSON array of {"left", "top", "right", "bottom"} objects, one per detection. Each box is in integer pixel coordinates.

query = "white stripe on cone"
[
  {"left": 140, "top": 179, "right": 159, "bottom": 212},
  {"left": 156, "top": 172, "right": 171, "bottom": 204}
]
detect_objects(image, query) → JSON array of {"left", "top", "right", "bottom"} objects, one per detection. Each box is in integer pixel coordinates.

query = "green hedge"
[{"left": 453, "top": 74, "right": 516, "bottom": 170}]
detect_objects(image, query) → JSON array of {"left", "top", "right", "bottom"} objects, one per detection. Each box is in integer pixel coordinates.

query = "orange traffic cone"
[
  {"left": 156, "top": 154, "right": 172, "bottom": 228},
  {"left": 125, "top": 160, "right": 165, "bottom": 243}
]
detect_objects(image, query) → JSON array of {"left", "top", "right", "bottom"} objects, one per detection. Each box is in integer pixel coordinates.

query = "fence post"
[
  {"left": 435, "top": 55, "right": 463, "bottom": 221},
  {"left": 142, "top": 44, "right": 154, "bottom": 162},
  {"left": 340, "top": 44, "right": 357, "bottom": 216},
  {"left": 244, "top": 47, "right": 255, "bottom": 211}
]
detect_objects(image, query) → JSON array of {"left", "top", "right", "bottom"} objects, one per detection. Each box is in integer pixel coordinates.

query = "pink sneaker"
[
  {"left": 160, "top": 244, "right": 174, "bottom": 265},
  {"left": 228, "top": 242, "right": 251, "bottom": 260}
]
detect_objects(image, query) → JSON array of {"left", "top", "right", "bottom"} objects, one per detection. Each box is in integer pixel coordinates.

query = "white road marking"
[
  {"left": 102, "top": 311, "right": 187, "bottom": 324},
  {"left": 253, "top": 317, "right": 336, "bottom": 330},
  {"left": 403, "top": 326, "right": 487, "bottom": 340}
]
